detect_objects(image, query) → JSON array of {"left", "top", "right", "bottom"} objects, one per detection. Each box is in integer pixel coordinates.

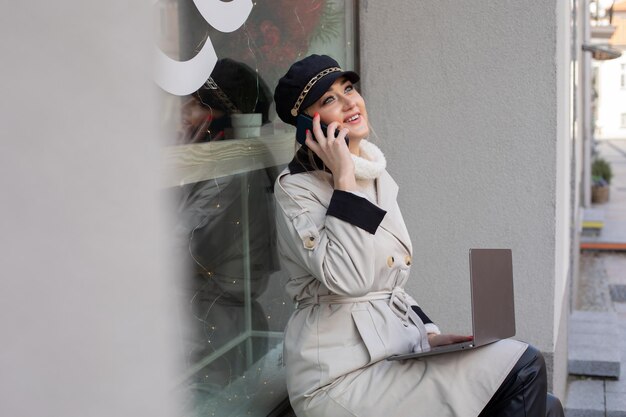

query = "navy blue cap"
[{"left": 274, "top": 54, "right": 359, "bottom": 126}]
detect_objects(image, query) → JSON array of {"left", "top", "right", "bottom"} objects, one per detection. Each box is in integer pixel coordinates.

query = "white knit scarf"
[{"left": 352, "top": 140, "right": 386, "bottom": 180}]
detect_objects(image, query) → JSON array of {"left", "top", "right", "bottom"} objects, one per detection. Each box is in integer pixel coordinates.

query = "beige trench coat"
[{"left": 274, "top": 163, "right": 527, "bottom": 417}]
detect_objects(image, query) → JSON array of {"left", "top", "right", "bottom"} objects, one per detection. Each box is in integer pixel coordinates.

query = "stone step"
[
  {"left": 565, "top": 380, "right": 605, "bottom": 417},
  {"left": 569, "top": 310, "right": 621, "bottom": 378},
  {"left": 565, "top": 378, "right": 626, "bottom": 417},
  {"left": 606, "top": 377, "right": 626, "bottom": 417}
]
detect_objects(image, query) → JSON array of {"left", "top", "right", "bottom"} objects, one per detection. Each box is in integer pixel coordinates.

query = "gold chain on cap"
[
  {"left": 204, "top": 77, "right": 241, "bottom": 114},
  {"left": 290, "top": 67, "right": 342, "bottom": 116}
]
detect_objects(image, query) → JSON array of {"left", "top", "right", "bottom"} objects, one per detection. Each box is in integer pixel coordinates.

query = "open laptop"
[{"left": 387, "top": 248, "right": 516, "bottom": 361}]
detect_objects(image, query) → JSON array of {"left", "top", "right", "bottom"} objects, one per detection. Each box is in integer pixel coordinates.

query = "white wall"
[
  {"left": 360, "top": 0, "right": 570, "bottom": 396},
  {"left": 554, "top": 0, "right": 578, "bottom": 399},
  {"left": 595, "top": 54, "right": 626, "bottom": 139},
  {"left": 555, "top": 0, "right": 571, "bottom": 341},
  {"left": 0, "top": 3, "right": 182, "bottom": 416},
  {"left": 555, "top": 0, "right": 573, "bottom": 327}
]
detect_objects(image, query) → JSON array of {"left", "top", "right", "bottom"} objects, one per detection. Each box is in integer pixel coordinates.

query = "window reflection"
[
  {"left": 157, "top": 1, "right": 357, "bottom": 415},
  {"left": 177, "top": 170, "right": 276, "bottom": 373},
  {"left": 171, "top": 59, "right": 286, "bottom": 415},
  {"left": 173, "top": 166, "right": 287, "bottom": 414},
  {"left": 178, "top": 59, "right": 272, "bottom": 144}
]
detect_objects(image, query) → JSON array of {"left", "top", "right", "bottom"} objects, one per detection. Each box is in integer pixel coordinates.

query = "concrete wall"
[
  {"left": 553, "top": 0, "right": 577, "bottom": 399},
  {"left": 360, "top": 0, "right": 571, "bottom": 397},
  {"left": 0, "top": 3, "right": 181, "bottom": 416}
]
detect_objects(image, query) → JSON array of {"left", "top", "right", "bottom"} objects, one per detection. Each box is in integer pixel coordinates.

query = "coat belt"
[
  {"left": 296, "top": 287, "right": 414, "bottom": 322},
  {"left": 296, "top": 290, "right": 392, "bottom": 308},
  {"left": 296, "top": 287, "right": 431, "bottom": 352}
]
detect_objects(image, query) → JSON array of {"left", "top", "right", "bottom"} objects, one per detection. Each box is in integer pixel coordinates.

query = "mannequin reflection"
[
  {"left": 174, "top": 171, "right": 277, "bottom": 391},
  {"left": 172, "top": 58, "right": 278, "bottom": 391},
  {"left": 177, "top": 58, "right": 272, "bottom": 144},
  {"left": 179, "top": 96, "right": 227, "bottom": 143}
]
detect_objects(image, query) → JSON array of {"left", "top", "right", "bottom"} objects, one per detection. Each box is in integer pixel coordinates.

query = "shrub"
[{"left": 591, "top": 158, "right": 613, "bottom": 185}]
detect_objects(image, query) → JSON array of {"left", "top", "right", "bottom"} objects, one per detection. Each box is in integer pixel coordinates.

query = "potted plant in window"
[
  {"left": 231, "top": 113, "right": 263, "bottom": 139},
  {"left": 229, "top": 80, "right": 264, "bottom": 138},
  {"left": 221, "top": 59, "right": 271, "bottom": 139},
  {"left": 591, "top": 157, "right": 613, "bottom": 204}
]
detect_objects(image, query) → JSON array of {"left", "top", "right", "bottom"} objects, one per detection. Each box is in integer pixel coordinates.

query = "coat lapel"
[
  {"left": 376, "top": 170, "right": 412, "bottom": 253},
  {"left": 375, "top": 169, "right": 398, "bottom": 211}
]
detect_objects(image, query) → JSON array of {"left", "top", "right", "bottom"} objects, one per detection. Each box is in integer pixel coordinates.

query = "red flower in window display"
[
  {"left": 274, "top": 0, "right": 326, "bottom": 45},
  {"left": 259, "top": 20, "right": 280, "bottom": 47},
  {"left": 209, "top": 0, "right": 330, "bottom": 85},
  {"left": 258, "top": 20, "right": 298, "bottom": 68}
]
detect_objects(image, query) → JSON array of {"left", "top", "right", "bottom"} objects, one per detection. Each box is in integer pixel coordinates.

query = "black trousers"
[{"left": 478, "top": 345, "right": 564, "bottom": 417}]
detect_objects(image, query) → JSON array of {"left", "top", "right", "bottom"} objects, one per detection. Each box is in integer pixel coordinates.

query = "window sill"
[{"left": 163, "top": 132, "right": 295, "bottom": 187}]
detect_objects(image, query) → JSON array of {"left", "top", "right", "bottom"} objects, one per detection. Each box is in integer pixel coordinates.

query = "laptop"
[{"left": 387, "top": 248, "right": 516, "bottom": 361}]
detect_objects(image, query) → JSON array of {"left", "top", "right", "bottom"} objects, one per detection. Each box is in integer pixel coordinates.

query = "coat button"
[
  {"left": 387, "top": 256, "right": 395, "bottom": 268},
  {"left": 304, "top": 236, "right": 316, "bottom": 249},
  {"left": 405, "top": 255, "right": 412, "bottom": 266}
]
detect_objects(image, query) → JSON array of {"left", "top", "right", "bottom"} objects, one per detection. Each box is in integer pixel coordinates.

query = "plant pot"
[
  {"left": 231, "top": 113, "right": 262, "bottom": 138},
  {"left": 591, "top": 185, "right": 610, "bottom": 204}
]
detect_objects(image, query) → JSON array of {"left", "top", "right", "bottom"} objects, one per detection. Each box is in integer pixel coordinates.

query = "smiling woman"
[
  {"left": 271, "top": 55, "right": 565, "bottom": 417},
  {"left": 305, "top": 77, "right": 371, "bottom": 150}
]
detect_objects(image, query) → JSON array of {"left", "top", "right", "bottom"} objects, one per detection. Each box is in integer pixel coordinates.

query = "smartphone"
[{"left": 295, "top": 114, "right": 349, "bottom": 146}]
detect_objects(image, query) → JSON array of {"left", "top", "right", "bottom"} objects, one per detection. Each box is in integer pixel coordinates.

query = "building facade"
[
  {"left": 594, "top": 1, "right": 626, "bottom": 140},
  {"left": 2, "top": 0, "right": 584, "bottom": 416}
]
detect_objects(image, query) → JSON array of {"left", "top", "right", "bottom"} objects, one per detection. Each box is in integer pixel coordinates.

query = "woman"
[{"left": 273, "top": 54, "right": 564, "bottom": 417}]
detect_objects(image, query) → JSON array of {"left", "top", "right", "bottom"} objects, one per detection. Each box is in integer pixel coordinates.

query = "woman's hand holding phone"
[{"left": 304, "top": 113, "right": 356, "bottom": 192}]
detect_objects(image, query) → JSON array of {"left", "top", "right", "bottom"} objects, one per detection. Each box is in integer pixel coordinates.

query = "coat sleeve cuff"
[
  {"left": 424, "top": 323, "right": 441, "bottom": 335},
  {"left": 326, "top": 190, "right": 386, "bottom": 234},
  {"left": 411, "top": 305, "right": 440, "bottom": 334},
  {"left": 411, "top": 305, "right": 434, "bottom": 324}
]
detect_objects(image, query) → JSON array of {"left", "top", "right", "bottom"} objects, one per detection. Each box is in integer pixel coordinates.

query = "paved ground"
[
  {"left": 582, "top": 140, "right": 626, "bottom": 248},
  {"left": 566, "top": 139, "right": 626, "bottom": 416},
  {"left": 568, "top": 253, "right": 626, "bottom": 417}
]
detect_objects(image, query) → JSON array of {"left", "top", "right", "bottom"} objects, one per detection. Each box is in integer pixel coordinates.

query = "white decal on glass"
[
  {"left": 192, "top": 0, "right": 253, "bottom": 33},
  {"left": 154, "top": 0, "right": 253, "bottom": 96}
]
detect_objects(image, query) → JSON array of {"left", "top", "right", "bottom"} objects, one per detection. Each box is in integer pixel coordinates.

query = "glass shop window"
[{"left": 155, "top": 1, "right": 357, "bottom": 416}]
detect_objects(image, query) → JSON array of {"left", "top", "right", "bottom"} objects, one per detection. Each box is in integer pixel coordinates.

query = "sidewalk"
[
  {"left": 581, "top": 139, "right": 626, "bottom": 250},
  {"left": 566, "top": 139, "right": 626, "bottom": 416},
  {"left": 567, "top": 253, "right": 626, "bottom": 416}
]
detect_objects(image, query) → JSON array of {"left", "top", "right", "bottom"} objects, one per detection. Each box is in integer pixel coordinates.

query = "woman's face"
[{"left": 305, "top": 77, "right": 369, "bottom": 141}]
